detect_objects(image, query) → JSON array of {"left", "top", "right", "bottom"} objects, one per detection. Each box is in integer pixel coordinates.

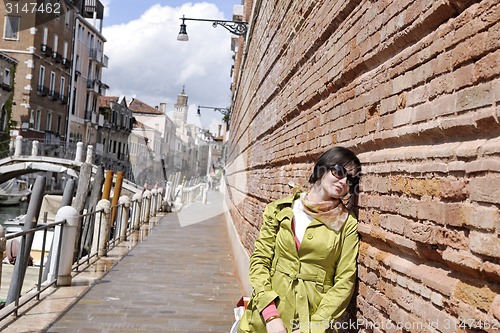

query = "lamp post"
[
  {"left": 177, "top": 15, "right": 248, "bottom": 41},
  {"left": 197, "top": 105, "right": 231, "bottom": 130}
]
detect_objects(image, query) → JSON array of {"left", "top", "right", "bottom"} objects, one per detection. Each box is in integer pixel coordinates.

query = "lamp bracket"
[{"left": 180, "top": 17, "right": 248, "bottom": 36}]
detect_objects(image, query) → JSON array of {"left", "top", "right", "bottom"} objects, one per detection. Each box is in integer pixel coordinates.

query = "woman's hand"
[{"left": 266, "top": 317, "right": 287, "bottom": 333}]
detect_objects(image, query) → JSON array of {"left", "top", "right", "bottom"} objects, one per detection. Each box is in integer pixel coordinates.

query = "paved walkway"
[{"left": 2, "top": 191, "right": 243, "bottom": 333}]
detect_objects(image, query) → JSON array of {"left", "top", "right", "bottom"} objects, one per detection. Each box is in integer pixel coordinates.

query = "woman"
[{"left": 238, "top": 146, "right": 361, "bottom": 333}]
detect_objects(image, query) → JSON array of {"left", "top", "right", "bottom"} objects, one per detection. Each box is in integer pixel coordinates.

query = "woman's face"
[{"left": 317, "top": 162, "right": 358, "bottom": 200}]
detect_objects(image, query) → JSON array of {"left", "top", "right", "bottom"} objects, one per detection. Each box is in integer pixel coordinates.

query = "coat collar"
[{"left": 274, "top": 191, "right": 336, "bottom": 228}]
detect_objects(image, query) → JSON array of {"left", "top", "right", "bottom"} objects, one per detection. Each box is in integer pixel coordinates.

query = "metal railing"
[{"left": 0, "top": 187, "right": 164, "bottom": 321}]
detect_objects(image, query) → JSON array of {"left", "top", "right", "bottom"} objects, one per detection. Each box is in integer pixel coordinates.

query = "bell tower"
[{"left": 173, "top": 86, "right": 188, "bottom": 131}]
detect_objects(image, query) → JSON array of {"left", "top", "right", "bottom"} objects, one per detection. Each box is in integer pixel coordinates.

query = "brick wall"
[{"left": 227, "top": 0, "right": 499, "bottom": 331}]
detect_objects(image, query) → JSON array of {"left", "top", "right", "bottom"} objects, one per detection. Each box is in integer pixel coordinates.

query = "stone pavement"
[{"left": 2, "top": 190, "right": 244, "bottom": 333}]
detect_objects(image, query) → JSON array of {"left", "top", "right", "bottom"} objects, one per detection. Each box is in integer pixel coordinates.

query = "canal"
[{"left": 0, "top": 202, "right": 28, "bottom": 228}]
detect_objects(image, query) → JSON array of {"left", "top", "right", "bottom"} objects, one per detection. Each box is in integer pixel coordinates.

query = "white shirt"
[{"left": 292, "top": 194, "right": 313, "bottom": 243}]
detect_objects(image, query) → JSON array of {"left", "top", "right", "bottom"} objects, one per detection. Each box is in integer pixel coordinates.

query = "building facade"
[
  {"left": 0, "top": 51, "right": 17, "bottom": 143},
  {"left": 96, "top": 96, "right": 132, "bottom": 179},
  {"left": 67, "top": 7, "right": 108, "bottom": 146},
  {"left": 226, "top": 0, "right": 500, "bottom": 330},
  {"left": 0, "top": 0, "right": 76, "bottom": 155}
]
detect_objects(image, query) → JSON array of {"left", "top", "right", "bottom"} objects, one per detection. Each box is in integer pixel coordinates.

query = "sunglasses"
[{"left": 329, "top": 164, "right": 359, "bottom": 185}]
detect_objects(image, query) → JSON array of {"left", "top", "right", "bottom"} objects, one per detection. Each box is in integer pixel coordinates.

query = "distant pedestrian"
[{"left": 238, "top": 146, "right": 361, "bottom": 333}]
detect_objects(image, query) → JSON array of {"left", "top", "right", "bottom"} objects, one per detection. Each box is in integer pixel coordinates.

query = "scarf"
[{"left": 300, "top": 193, "right": 349, "bottom": 232}]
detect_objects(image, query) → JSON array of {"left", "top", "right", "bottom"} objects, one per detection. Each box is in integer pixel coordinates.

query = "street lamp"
[
  {"left": 197, "top": 105, "right": 231, "bottom": 130},
  {"left": 177, "top": 15, "right": 248, "bottom": 41}
]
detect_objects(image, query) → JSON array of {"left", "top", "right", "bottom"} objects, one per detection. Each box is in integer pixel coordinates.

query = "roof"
[
  {"left": 129, "top": 98, "right": 164, "bottom": 115},
  {"left": 98, "top": 96, "right": 119, "bottom": 108}
]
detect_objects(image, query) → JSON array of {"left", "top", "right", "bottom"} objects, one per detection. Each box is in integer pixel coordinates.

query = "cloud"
[{"left": 101, "top": 2, "right": 234, "bottom": 133}]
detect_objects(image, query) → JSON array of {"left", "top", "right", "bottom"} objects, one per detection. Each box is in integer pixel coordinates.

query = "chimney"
[
  {"left": 218, "top": 124, "right": 222, "bottom": 137},
  {"left": 159, "top": 103, "right": 167, "bottom": 113}
]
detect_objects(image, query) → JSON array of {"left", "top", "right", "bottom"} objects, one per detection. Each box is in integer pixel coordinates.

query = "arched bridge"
[{"left": 0, "top": 136, "right": 142, "bottom": 193}]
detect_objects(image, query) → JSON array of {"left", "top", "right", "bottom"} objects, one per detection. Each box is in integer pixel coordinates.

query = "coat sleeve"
[
  {"left": 248, "top": 202, "right": 280, "bottom": 313},
  {"left": 311, "top": 214, "right": 359, "bottom": 327}
]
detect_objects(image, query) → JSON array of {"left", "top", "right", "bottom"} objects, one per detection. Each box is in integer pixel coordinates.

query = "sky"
[{"left": 99, "top": 1, "right": 240, "bottom": 133}]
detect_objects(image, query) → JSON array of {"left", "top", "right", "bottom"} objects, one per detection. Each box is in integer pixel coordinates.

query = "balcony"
[
  {"left": 52, "top": 51, "right": 63, "bottom": 63},
  {"left": 48, "top": 91, "right": 60, "bottom": 101},
  {"left": 58, "top": 94, "right": 68, "bottom": 104},
  {"left": 86, "top": 79, "right": 98, "bottom": 92},
  {"left": 62, "top": 57, "right": 71, "bottom": 69},
  {"left": 41, "top": 44, "right": 52, "bottom": 57},
  {"left": 37, "top": 85, "right": 49, "bottom": 96}
]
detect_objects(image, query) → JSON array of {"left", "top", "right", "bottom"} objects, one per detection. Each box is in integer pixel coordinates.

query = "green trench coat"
[{"left": 238, "top": 192, "right": 359, "bottom": 333}]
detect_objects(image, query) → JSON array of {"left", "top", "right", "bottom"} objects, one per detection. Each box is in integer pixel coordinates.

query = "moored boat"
[{"left": 0, "top": 179, "right": 31, "bottom": 206}]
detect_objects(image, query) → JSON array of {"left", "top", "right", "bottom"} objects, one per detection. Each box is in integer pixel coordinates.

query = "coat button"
[
  {"left": 307, "top": 234, "right": 313, "bottom": 240},
  {"left": 316, "top": 285, "right": 323, "bottom": 292}
]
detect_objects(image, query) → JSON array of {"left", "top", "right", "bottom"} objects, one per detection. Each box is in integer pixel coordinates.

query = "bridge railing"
[
  {"left": 2, "top": 136, "right": 81, "bottom": 161},
  {"left": 0, "top": 185, "right": 164, "bottom": 320}
]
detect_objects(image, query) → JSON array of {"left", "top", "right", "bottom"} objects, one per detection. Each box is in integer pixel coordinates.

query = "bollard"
[
  {"left": 0, "top": 225, "right": 5, "bottom": 289},
  {"left": 131, "top": 192, "right": 142, "bottom": 230},
  {"left": 92, "top": 199, "right": 111, "bottom": 257},
  {"left": 151, "top": 189, "right": 157, "bottom": 217},
  {"left": 85, "top": 145, "right": 93, "bottom": 164},
  {"left": 14, "top": 135, "right": 23, "bottom": 157},
  {"left": 142, "top": 190, "right": 151, "bottom": 224},
  {"left": 118, "top": 196, "right": 130, "bottom": 241},
  {"left": 157, "top": 187, "right": 164, "bottom": 212},
  {"left": 74, "top": 142, "right": 83, "bottom": 162},
  {"left": 54, "top": 206, "right": 79, "bottom": 286},
  {"left": 31, "top": 140, "right": 39, "bottom": 156}
]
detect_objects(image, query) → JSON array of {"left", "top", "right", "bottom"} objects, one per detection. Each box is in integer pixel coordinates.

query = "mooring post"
[
  {"left": 118, "top": 196, "right": 130, "bottom": 241},
  {"left": 131, "top": 192, "right": 142, "bottom": 230},
  {"left": 102, "top": 170, "right": 114, "bottom": 200},
  {"left": 85, "top": 145, "right": 93, "bottom": 164},
  {"left": 6, "top": 176, "right": 45, "bottom": 305},
  {"left": 55, "top": 206, "right": 79, "bottom": 286},
  {"left": 80, "top": 165, "right": 104, "bottom": 256},
  {"left": 110, "top": 171, "right": 124, "bottom": 226},
  {"left": 74, "top": 142, "right": 83, "bottom": 162},
  {"left": 92, "top": 199, "right": 111, "bottom": 257}
]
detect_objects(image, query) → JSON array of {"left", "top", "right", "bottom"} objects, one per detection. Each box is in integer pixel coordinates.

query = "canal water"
[{"left": 0, "top": 202, "right": 28, "bottom": 228}]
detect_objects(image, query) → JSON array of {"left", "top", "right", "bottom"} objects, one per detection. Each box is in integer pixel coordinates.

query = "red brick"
[
  {"left": 455, "top": 82, "right": 494, "bottom": 112},
  {"left": 475, "top": 49, "right": 500, "bottom": 83}
]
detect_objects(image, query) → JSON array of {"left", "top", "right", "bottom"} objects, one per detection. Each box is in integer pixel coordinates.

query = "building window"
[
  {"left": 29, "top": 110, "right": 35, "bottom": 128},
  {"left": 38, "top": 65, "right": 45, "bottom": 88},
  {"left": 3, "top": 68, "right": 10, "bottom": 87},
  {"left": 3, "top": 16, "right": 20, "bottom": 40},
  {"left": 43, "top": 27, "right": 48, "bottom": 44},
  {"left": 56, "top": 115, "right": 61, "bottom": 134},
  {"left": 49, "top": 72, "right": 56, "bottom": 95},
  {"left": 60, "top": 76, "right": 65, "bottom": 97},
  {"left": 46, "top": 112, "right": 52, "bottom": 131},
  {"left": 53, "top": 34, "right": 58, "bottom": 53},
  {"left": 36, "top": 110, "right": 41, "bottom": 130}
]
